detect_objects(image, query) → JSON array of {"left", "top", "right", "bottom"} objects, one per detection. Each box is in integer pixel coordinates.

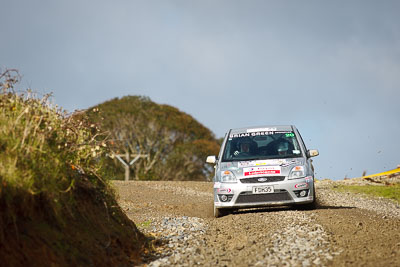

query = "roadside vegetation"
[
  {"left": 0, "top": 69, "right": 148, "bottom": 265},
  {"left": 0, "top": 70, "right": 108, "bottom": 202},
  {"left": 333, "top": 184, "right": 400, "bottom": 203}
]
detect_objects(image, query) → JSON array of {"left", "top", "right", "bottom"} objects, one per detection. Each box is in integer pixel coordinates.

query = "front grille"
[
  {"left": 240, "top": 176, "right": 285, "bottom": 183},
  {"left": 235, "top": 190, "right": 292, "bottom": 204}
]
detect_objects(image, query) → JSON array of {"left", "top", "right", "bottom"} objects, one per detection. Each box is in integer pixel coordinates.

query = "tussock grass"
[
  {"left": 0, "top": 69, "right": 109, "bottom": 211},
  {"left": 334, "top": 184, "right": 400, "bottom": 203}
]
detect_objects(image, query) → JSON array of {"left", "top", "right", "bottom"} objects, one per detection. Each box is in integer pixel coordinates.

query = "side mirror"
[
  {"left": 307, "top": 149, "right": 319, "bottom": 157},
  {"left": 206, "top": 155, "right": 217, "bottom": 164}
]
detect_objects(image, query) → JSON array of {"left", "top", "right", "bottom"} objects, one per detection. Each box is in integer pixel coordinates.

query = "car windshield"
[{"left": 222, "top": 131, "right": 303, "bottom": 161}]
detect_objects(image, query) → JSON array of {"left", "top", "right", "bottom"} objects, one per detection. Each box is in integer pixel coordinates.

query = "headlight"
[
  {"left": 289, "top": 166, "right": 305, "bottom": 179},
  {"left": 220, "top": 170, "right": 237, "bottom": 183}
]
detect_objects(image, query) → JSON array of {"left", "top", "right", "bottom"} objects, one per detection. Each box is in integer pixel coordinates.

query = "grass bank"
[
  {"left": 0, "top": 69, "right": 148, "bottom": 265},
  {"left": 333, "top": 184, "right": 400, "bottom": 204}
]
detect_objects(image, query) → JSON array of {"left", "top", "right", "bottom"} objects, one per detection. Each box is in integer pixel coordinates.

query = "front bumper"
[{"left": 214, "top": 177, "right": 314, "bottom": 209}]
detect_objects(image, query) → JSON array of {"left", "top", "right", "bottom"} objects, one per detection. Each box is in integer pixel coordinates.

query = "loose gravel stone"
[
  {"left": 255, "top": 211, "right": 340, "bottom": 266},
  {"left": 143, "top": 216, "right": 207, "bottom": 267}
]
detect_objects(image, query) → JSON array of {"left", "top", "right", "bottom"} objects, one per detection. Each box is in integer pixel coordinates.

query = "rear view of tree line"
[{"left": 86, "top": 96, "right": 220, "bottom": 181}]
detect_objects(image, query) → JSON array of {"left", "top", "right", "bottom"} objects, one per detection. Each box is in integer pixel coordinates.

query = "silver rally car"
[{"left": 206, "top": 125, "right": 319, "bottom": 218}]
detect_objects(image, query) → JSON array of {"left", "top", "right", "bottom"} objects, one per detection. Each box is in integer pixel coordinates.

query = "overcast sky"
[{"left": 1, "top": 0, "right": 399, "bottom": 180}]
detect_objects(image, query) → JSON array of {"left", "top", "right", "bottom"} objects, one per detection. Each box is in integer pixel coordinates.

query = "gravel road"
[{"left": 113, "top": 180, "right": 400, "bottom": 267}]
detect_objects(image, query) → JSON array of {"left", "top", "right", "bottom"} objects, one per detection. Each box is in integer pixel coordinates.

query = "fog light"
[
  {"left": 299, "top": 190, "right": 307, "bottom": 197},
  {"left": 220, "top": 195, "right": 228, "bottom": 202}
]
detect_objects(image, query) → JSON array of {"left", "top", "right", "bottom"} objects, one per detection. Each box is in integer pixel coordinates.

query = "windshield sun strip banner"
[
  {"left": 229, "top": 131, "right": 292, "bottom": 139},
  {"left": 246, "top": 127, "right": 277, "bottom": 133}
]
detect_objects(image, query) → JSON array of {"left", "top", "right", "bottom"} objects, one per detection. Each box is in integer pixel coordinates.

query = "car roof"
[{"left": 229, "top": 125, "right": 295, "bottom": 134}]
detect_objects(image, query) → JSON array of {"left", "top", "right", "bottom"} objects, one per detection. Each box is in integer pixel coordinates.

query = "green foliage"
[
  {"left": 0, "top": 70, "right": 108, "bottom": 203},
  {"left": 334, "top": 184, "right": 400, "bottom": 203},
  {"left": 137, "top": 220, "right": 152, "bottom": 229},
  {"left": 86, "top": 95, "right": 220, "bottom": 181}
]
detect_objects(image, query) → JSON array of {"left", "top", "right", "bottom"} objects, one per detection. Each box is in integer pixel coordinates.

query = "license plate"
[{"left": 252, "top": 185, "right": 274, "bottom": 194}]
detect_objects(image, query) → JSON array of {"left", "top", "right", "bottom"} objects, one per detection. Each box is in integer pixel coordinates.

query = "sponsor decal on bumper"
[
  {"left": 294, "top": 183, "right": 308, "bottom": 189},
  {"left": 217, "top": 188, "right": 232, "bottom": 193}
]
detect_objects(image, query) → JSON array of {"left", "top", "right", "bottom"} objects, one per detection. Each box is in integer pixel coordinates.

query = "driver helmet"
[
  {"left": 237, "top": 137, "right": 253, "bottom": 153},
  {"left": 277, "top": 141, "right": 289, "bottom": 155}
]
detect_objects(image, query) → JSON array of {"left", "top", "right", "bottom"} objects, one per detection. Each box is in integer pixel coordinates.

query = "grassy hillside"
[{"left": 0, "top": 70, "right": 148, "bottom": 265}]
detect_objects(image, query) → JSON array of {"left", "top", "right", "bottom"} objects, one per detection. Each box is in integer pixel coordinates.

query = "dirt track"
[{"left": 114, "top": 180, "right": 400, "bottom": 266}]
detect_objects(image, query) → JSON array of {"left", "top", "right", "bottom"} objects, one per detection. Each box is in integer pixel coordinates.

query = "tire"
[
  {"left": 214, "top": 205, "right": 230, "bottom": 218},
  {"left": 300, "top": 185, "right": 317, "bottom": 210}
]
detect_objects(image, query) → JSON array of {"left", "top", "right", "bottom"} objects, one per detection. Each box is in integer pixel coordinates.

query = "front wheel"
[
  {"left": 300, "top": 186, "right": 317, "bottom": 210},
  {"left": 214, "top": 205, "right": 230, "bottom": 218}
]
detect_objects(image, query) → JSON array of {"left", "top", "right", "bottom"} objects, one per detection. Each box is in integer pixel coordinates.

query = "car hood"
[{"left": 219, "top": 158, "right": 305, "bottom": 178}]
